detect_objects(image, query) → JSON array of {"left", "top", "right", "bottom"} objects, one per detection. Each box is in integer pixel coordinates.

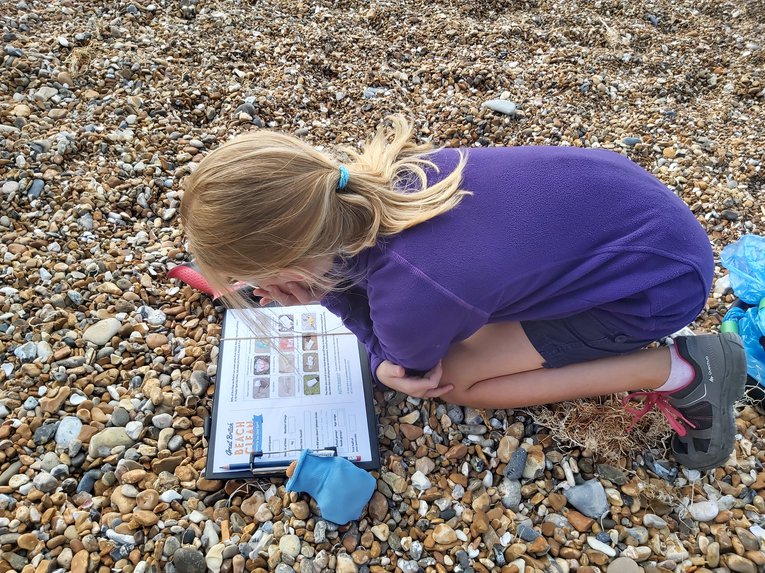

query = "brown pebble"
[
  {"left": 133, "top": 510, "right": 160, "bottom": 527},
  {"left": 18, "top": 532, "right": 40, "bottom": 550},
  {"left": 400, "top": 423, "right": 423, "bottom": 440},
  {"left": 145, "top": 333, "right": 169, "bottom": 349},
  {"left": 548, "top": 492, "right": 567, "bottom": 511},
  {"left": 136, "top": 489, "right": 159, "bottom": 511},
  {"left": 527, "top": 536, "right": 550, "bottom": 555},
  {"left": 566, "top": 510, "right": 595, "bottom": 532},
  {"left": 70, "top": 550, "right": 89, "bottom": 573}
]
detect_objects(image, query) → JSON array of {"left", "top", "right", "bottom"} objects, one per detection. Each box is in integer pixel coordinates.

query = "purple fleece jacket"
[{"left": 321, "top": 147, "right": 714, "bottom": 380}]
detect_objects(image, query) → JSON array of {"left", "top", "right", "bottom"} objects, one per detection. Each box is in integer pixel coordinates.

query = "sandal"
[{"left": 624, "top": 332, "right": 747, "bottom": 471}]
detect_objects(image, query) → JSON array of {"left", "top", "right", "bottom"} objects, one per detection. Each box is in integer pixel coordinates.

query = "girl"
[{"left": 180, "top": 117, "right": 746, "bottom": 471}]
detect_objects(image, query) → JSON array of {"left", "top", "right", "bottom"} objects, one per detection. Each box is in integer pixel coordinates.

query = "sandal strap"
[{"left": 623, "top": 391, "right": 697, "bottom": 437}]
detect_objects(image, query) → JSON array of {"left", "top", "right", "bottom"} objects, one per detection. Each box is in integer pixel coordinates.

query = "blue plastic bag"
[
  {"left": 720, "top": 234, "right": 765, "bottom": 304},
  {"left": 722, "top": 303, "right": 765, "bottom": 386},
  {"left": 720, "top": 235, "right": 765, "bottom": 393}
]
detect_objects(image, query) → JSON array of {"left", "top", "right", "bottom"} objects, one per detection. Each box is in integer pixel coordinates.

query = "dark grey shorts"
[{"left": 521, "top": 310, "right": 660, "bottom": 368}]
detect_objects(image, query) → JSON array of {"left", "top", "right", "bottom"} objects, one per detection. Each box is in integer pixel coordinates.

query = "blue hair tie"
[{"left": 337, "top": 165, "right": 349, "bottom": 191}]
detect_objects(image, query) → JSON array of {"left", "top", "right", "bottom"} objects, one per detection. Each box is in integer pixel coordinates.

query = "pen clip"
[{"left": 247, "top": 447, "right": 339, "bottom": 474}]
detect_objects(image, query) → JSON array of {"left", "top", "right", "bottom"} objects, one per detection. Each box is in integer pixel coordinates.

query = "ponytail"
[{"left": 181, "top": 116, "right": 468, "bottom": 294}]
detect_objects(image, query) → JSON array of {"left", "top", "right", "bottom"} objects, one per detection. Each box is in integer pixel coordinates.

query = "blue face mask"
[{"left": 285, "top": 449, "right": 376, "bottom": 524}]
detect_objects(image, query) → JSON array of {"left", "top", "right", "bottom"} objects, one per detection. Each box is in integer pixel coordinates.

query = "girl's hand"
[
  {"left": 376, "top": 360, "right": 453, "bottom": 399},
  {"left": 253, "top": 281, "right": 318, "bottom": 306}
]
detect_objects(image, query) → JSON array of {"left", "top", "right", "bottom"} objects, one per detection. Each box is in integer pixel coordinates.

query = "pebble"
[
  {"left": 607, "top": 557, "right": 640, "bottom": 573},
  {"left": 173, "top": 547, "right": 206, "bottom": 573},
  {"left": 279, "top": 534, "right": 301, "bottom": 558},
  {"left": 82, "top": 318, "right": 121, "bottom": 345},
  {"left": 643, "top": 514, "right": 668, "bottom": 528},
  {"left": 205, "top": 543, "right": 224, "bottom": 573},
  {"left": 411, "top": 470, "right": 431, "bottom": 490},
  {"left": 664, "top": 533, "right": 689, "bottom": 562},
  {"left": 152, "top": 413, "right": 173, "bottom": 429},
  {"left": 504, "top": 448, "right": 527, "bottom": 480},
  {"left": 88, "top": 427, "right": 135, "bottom": 457},
  {"left": 433, "top": 523, "right": 457, "bottom": 544},
  {"left": 564, "top": 479, "right": 609, "bottom": 518},
  {"left": 688, "top": 500, "right": 719, "bottom": 522},
  {"left": 55, "top": 416, "right": 83, "bottom": 447},
  {"left": 482, "top": 99, "right": 517, "bottom": 116},
  {"left": 622, "top": 546, "right": 652, "bottom": 562},
  {"left": 587, "top": 536, "right": 616, "bottom": 557}
]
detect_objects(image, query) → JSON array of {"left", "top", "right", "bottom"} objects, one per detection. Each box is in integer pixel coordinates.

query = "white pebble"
[
  {"left": 587, "top": 536, "right": 616, "bottom": 557},
  {"left": 125, "top": 421, "right": 143, "bottom": 440},
  {"left": 688, "top": 500, "right": 719, "bottom": 522},
  {"left": 750, "top": 524, "right": 765, "bottom": 540},
  {"left": 160, "top": 490, "right": 183, "bottom": 503},
  {"left": 411, "top": 470, "right": 431, "bottom": 491}
]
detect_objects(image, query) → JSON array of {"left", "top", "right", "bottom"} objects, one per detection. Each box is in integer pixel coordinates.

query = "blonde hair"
[{"left": 180, "top": 116, "right": 468, "bottom": 298}]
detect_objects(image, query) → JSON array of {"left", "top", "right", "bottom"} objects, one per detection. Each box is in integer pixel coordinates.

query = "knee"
[{"left": 439, "top": 366, "right": 476, "bottom": 406}]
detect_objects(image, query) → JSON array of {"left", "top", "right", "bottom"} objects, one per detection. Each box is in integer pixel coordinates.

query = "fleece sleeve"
[
  {"left": 366, "top": 251, "right": 489, "bottom": 377},
  {"left": 320, "top": 286, "right": 388, "bottom": 381}
]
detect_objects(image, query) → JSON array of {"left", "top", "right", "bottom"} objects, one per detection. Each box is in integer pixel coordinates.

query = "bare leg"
[{"left": 440, "top": 322, "right": 670, "bottom": 409}]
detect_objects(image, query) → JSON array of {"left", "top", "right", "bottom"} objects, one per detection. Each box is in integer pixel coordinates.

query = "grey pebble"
[
  {"left": 626, "top": 526, "right": 649, "bottom": 544},
  {"left": 564, "top": 479, "right": 609, "bottom": 519},
  {"left": 28, "top": 179, "right": 44, "bottom": 198},
  {"left": 41, "top": 451, "right": 60, "bottom": 471},
  {"left": 517, "top": 523, "right": 541, "bottom": 541},
  {"left": 0, "top": 461, "right": 22, "bottom": 486},
  {"left": 313, "top": 520, "right": 327, "bottom": 543},
  {"left": 32, "top": 472, "right": 58, "bottom": 493},
  {"left": 643, "top": 513, "right": 668, "bottom": 528},
  {"left": 2, "top": 552, "right": 27, "bottom": 571},
  {"left": 446, "top": 406, "right": 464, "bottom": 424},
  {"left": 14, "top": 341, "right": 37, "bottom": 362},
  {"left": 190, "top": 371, "right": 209, "bottom": 396},
  {"left": 77, "top": 469, "right": 102, "bottom": 494},
  {"left": 67, "top": 291, "right": 84, "bottom": 305},
  {"left": 498, "top": 478, "right": 521, "bottom": 510},
  {"left": 168, "top": 435, "right": 184, "bottom": 451},
  {"left": 34, "top": 422, "right": 59, "bottom": 445},
  {"left": 111, "top": 407, "right": 130, "bottom": 427},
  {"left": 596, "top": 463, "right": 628, "bottom": 485},
  {"left": 503, "top": 449, "right": 527, "bottom": 481},
  {"left": 5, "top": 45, "right": 24, "bottom": 57},
  {"left": 173, "top": 547, "right": 205, "bottom": 573}
]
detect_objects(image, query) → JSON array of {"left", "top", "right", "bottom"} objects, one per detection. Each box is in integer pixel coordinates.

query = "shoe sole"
[{"left": 674, "top": 332, "right": 747, "bottom": 471}]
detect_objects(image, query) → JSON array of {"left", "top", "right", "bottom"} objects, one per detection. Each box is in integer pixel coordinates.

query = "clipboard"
[{"left": 204, "top": 304, "right": 380, "bottom": 479}]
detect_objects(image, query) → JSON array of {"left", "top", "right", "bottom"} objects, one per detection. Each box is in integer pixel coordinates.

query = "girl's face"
[{"left": 257, "top": 256, "right": 334, "bottom": 293}]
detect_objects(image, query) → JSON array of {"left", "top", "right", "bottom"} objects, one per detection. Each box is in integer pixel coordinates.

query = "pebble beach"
[{"left": 1, "top": 1, "right": 764, "bottom": 573}]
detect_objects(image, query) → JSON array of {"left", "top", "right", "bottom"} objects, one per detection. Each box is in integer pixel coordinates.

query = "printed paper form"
[{"left": 210, "top": 304, "right": 373, "bottom": 470}]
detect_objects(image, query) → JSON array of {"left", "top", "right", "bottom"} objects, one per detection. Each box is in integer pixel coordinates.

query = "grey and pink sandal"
[{"left": 624, "top": 332, "right": 747, "bottom": 471}]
